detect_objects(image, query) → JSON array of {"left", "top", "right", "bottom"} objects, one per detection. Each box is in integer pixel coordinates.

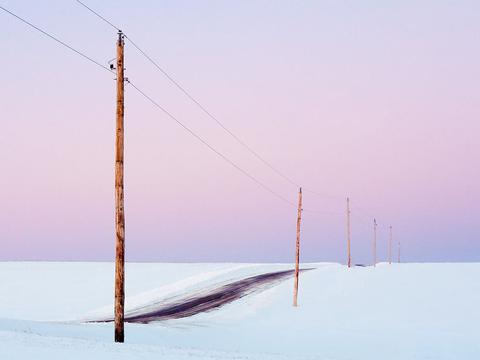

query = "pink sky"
[{"left": 1, "top": 0, "right": 479, "bottom": 262}]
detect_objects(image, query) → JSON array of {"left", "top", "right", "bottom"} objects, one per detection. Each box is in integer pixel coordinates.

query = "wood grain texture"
[{"left": 114, "top": 31, "right": 125, "bottom": 343}]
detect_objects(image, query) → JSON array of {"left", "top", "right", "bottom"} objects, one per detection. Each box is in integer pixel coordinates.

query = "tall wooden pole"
[
  {"left": 388, "top": 225, "right": 392, "bottom": 265},
  {"left": 114, "top": 30, "right": 125, "bottom": 343},
  {"left": 293, "top": 187, "right": 302, "bottom": 307},
  {"left": 346, "top": 197, "right": 351, "bottom": 268},
  {"left": 373, "top": 218, "right": 377, "bottom": 267},
  {"left": 398, "top": 242, "right": 401, "bottom": 263}
]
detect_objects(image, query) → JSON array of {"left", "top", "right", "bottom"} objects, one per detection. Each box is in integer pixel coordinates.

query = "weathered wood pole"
[
  {"left": 293, "top": 187, "right": 302, "bottom": 307},
  {"left": 114, "top": 30, "right": 125, "bottom": 343},
  {"left": 373, "top": 218, "right": 377, "bottom": 267},
  {"left": 388, "top": 225, "right": 392, "bottom": 265},
  {"left": 346, "top": 197, "right": 351, "bottom": 268}
]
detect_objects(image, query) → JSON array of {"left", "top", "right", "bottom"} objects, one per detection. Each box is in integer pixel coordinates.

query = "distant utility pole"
[
  {"left": 388, "top": 226, "right": 392, "bottom": 265},
  {"left": 293, "top": 187, "right": 302, "bottom": 307},
  {"left": 398, "top": 242, "right": 401, "bottom": 263},
  {"left": 373, "top": 218, "right": 377, "bottom": 267},
  {"left": 114, "top": 30, "right": 126, "bottom": 343},
  {"left": 346, "top": 197, "right": 351, "bottom": 268}
]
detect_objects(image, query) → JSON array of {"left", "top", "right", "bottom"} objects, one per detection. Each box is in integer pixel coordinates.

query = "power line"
[
  {"left": 74, "top": 0, "right": 302, "bottom": 189},
  {"left": 0, "top": 5, "right": 112, "bottom": 73},
  {"left": 2, "top": 2, "right": 391, "bottom": 231},
  {"left": 3, "top": 1, "right": 385, "bottom": 220},
  {"left": 0, "top": 3, "right": 313, "bottom": 211},
  {"left": 74, "top": 0, "right": 363, "bottom": 209},
  {"left": 126, "top": 79, "right": 297, "bottom": 207},
  {"left": 75, "top": 0, "right": 120, "bottom": 31},
  {"left": 125, "top": 35, "right": 303, "bottom": 188},
  {"left": 127, "top": 79, "right": 345, "bottom": 214},
  {"left": 72, "top": 1, "right": 363, "bottom": 215}
]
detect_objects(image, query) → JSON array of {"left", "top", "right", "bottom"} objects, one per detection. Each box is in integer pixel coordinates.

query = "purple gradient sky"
[{"left": 1, "top": 0, "right": 479, "bottom": 262}]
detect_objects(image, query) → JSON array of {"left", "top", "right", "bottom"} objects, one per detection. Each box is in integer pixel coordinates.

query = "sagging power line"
[
  {"left": 1, "top": 2, "right": 398, "bottom": 228},
  {"left": 74, "top": 0, "right": 307, "bottom": 190},
  {"left": 0, "top": 4, "right": 298, "bottom": 209},
  {"left": 73, "top": 0, "right": 354, "bottom": 215},
  {"left": 126, "top": 79, "right": 297, "bottom": 207}
]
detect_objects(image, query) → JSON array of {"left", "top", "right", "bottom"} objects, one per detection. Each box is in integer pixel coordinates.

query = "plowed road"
[{"left": 95, "top": 268, "right": 312, "bottom": 324}]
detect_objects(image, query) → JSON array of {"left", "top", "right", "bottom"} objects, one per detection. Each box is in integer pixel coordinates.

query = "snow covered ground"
[{"left": 0, "top": 262, "right": 478, "bottom": 359}]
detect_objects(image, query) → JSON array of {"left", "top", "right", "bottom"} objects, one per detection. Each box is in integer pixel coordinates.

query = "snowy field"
[{"left": 0, "top": 262, "right": 478, "bottom": 359}]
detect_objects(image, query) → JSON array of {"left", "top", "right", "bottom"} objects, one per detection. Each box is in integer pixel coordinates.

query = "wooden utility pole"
[
  {"left": 114, "top": 30, "right": 125, "bottom": 343},
  {"left": 398, "top": 242, "right": 401, "bottom": 263},
  {"left": 346, "top": 197, "right": 351, "bottom": 268},
  {"left": 388, "top": 225, "right": 392, "bottom": 265},
  {"left": 293, "top": 187, "right": 302, "bottom": 307},
  {"left": 373, "top": 218, "right": 377, "bottom": 267}
]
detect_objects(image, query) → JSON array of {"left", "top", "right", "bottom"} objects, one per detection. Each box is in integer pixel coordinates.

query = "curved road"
[{"left": 94, "top": 268, "right": 312, "bottom": 324}]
